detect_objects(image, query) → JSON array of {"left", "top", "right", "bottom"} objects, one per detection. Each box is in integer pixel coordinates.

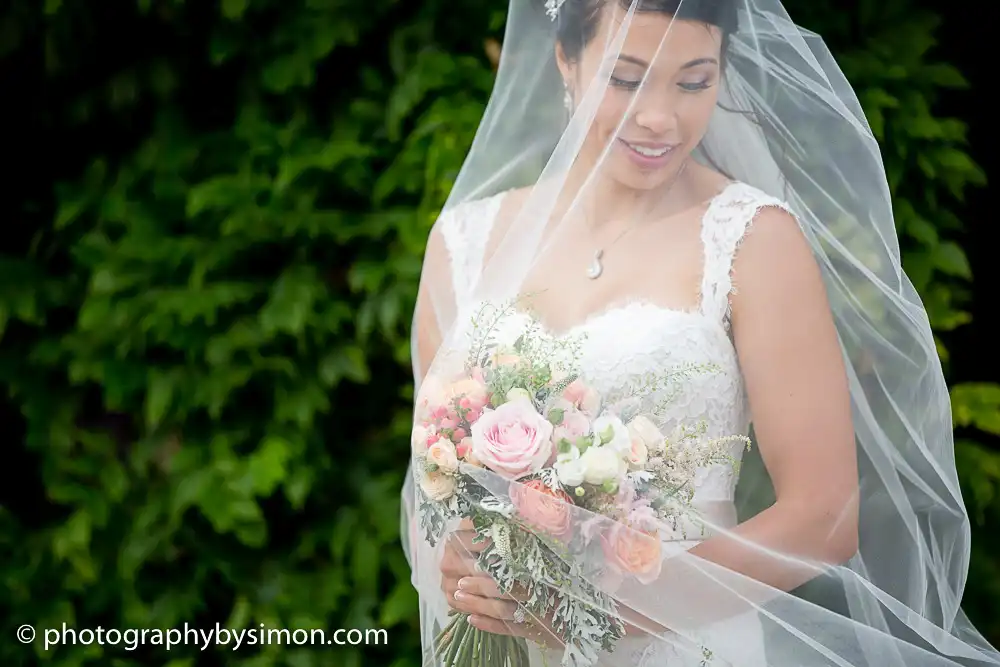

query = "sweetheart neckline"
[{"left": 496, "top": 298, "right": 729, "bottom": 341}]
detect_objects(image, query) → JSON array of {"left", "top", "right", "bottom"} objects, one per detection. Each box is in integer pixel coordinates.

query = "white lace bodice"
[{"left": 438, "top": 181, "right": 791, "bottom": 666}]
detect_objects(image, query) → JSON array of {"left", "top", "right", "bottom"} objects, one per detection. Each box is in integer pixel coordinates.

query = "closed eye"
[
  {"left": 610, "top": 75, "right": 641, "bottom": 90},
  {"left": 679, "top": 81, "right": 712, "bottom": 91}
]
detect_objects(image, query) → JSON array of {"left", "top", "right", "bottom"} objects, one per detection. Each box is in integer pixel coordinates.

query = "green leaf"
[
  {"left": 952, "top": 384, "right": 1000, "bottom": 436},
  {"left": 379, "top": 582, "right": 418, "bottom": 627},
  {"left": 933, "top": 242, "right": 972, "bottom": 279},
  {"left": 221, "top": 0, "right": 248, "bottom": 20},
  {"left": 246, "top": 436, "right": 292, "bottom": 496},
  {"left": 146, "top": 370, "right": 177, "bottom": 429}
]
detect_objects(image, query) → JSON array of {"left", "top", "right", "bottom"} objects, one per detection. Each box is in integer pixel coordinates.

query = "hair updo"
[{"left": 555, "top": 0, "right": 739, "bottom": 64}]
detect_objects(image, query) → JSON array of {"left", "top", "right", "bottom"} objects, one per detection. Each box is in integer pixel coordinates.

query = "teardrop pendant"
[{"left": 586, "top": 250, "right": 603, "bottom": 280}]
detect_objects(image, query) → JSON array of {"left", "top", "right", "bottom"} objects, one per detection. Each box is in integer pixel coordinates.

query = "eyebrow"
[{"left": 617, "top": 55, "right": 719, "bottom": 69}]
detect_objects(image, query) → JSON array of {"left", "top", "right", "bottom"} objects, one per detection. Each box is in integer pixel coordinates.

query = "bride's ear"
[
  {"left": 555, "top": 41, "right": 577, "bottom": 106},
  {"left": 555, "top": 41, "right": 573, "bottom": 85}
]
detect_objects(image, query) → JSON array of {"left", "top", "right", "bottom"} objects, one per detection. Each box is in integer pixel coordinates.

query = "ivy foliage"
[{"left": 0, "top": 0, "right": 995, "bottom": 664}]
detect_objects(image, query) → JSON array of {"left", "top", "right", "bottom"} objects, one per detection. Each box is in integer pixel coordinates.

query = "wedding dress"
[{"left": 436, "top": 180, "right": 789, "bottom": 666}]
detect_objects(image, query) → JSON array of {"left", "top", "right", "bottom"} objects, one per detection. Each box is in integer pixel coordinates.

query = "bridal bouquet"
[{"left": 413, "top": 301, "right": 750, "bottom": 667}]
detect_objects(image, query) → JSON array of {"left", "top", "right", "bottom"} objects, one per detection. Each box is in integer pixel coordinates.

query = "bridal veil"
[{"left": 400, "top": 1, "right": 1000, "bottom": 665}]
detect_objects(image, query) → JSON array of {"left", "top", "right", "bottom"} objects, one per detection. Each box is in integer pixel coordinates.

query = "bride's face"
[{"left": 557, "top": 7, "right": 723, "bottom": 192}]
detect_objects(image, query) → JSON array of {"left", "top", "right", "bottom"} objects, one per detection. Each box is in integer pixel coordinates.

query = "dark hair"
[{"left": 555, "top": 0, "right": 738, "bottom": 63}]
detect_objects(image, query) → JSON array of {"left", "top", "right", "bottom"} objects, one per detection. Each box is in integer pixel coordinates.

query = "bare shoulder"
[
  {"left": 737, "top": 202, "right": 816, "bottom": 276},
  {"left": 729, "top": 198, "right": 831, "bottom": 324},
  {"left": 481, "top": 185, "right": 532, "bottom": 264}
]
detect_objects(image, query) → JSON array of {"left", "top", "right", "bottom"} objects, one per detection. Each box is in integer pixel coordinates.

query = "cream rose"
[
  {"left": 470, "top": 398, "right": 554, "bottom": 479},
  {"left": 426, "top": 437, "right": 459, "bottom": 473},
  {"left": 628, "top": 415, "right": 665, "bottom": 455},
  {"left": 420, "top": 470, "right": 457, "bottom": 501}
]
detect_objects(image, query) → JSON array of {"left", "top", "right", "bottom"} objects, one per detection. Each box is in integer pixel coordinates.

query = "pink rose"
[
  {"left": 549, "top": 399, "right": 590, "bottom": 447},
  {"left": 456, "top": 437, "right": 473, "bottom": 459},
  {"left": 600, "top": 509, "right": 662, "bottom": 584},
  {"left": 562, "top": 379, "right": 601, "bottom": 415},
  {"left": 510, "top": 478, "right": 574, "bottom": 540},
  {"left": 470, "top": 398, "right": 554, "bottom": 479}
]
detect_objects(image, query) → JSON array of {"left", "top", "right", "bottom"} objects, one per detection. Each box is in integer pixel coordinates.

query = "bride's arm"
[
  {"left": 694, "top": 205, "right": 860, "bottom": 572},
  {"left": 616, "top": 206, "right": 860, "bottom": 636}
]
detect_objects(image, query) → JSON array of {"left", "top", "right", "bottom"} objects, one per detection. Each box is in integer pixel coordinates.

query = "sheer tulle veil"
[{"left": 400, "top": 0, "right": 1000, "bottom": 665}]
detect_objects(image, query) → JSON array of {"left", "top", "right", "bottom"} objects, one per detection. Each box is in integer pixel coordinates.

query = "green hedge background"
[{"left": 1, "top": 0, "right": 997, "bottom": 665}]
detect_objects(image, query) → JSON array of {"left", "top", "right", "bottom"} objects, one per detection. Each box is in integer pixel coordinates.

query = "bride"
[{"left": 402, "top": 0, "right": 1000, "bottom": 665}]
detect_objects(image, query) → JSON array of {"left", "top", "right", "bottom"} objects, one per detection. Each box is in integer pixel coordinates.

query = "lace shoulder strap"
[
  {"left": 698, "top": 182, "right": 795, "bottom": 326},
  {"left": 437, "top": 192, "right": 507, "bottom": 305}
]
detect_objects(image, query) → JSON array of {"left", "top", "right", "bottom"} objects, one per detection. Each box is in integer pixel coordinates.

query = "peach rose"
[
  {"left": 510, "top": 478, "right": 574, "bottom": 540},
  {"left": 449, "top": 376, "right": 490, "bottom": 412},
  {"left": 470, "top": 398, "right": 554, "bottom": 479},
  {"left": 601, "top": 516, "right": 662, "bottom": 584},
  {"left": 562, "top": 379, "right": 600, "bottom": 415}
]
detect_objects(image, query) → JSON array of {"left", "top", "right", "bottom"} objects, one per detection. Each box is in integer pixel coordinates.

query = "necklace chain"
[{"left": 585, "top": 160, "right": 689, "bottom": 280}]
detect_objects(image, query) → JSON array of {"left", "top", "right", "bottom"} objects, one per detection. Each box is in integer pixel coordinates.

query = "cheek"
[
  {"left": 678, "top": 92, "right": 719, "bottom": 141},
  {"left": 595, "top": 91, "right": 633, "bottom": 140}
]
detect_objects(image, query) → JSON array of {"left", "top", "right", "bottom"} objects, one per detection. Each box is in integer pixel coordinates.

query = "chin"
[
  {"left": 607, "top": 151, "right": 688, "bottom": 193},
  {"left": 610, "top": 167, "right": 677, "bottom": 192}
]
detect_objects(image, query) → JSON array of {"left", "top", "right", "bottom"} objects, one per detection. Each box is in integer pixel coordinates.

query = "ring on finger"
[{"left": 512, "top": 607, "right": 526, "bottom": 624}]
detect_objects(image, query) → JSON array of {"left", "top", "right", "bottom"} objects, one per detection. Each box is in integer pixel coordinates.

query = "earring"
[{"left": 563, "top": 84, "right": 573, "bottom": 113}]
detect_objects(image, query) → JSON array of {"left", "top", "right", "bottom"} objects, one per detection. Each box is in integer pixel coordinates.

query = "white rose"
[
  {"left": 628, "top": 415, "right": 665, "bottom": 455},
  {"left": 556, "top": 457, "right": 587, "bottom": 487},
  {"left": 505, "top": 387, "right": 533, "bottom": 403},
  {"left": 411, "top": 425, "right": 431, "bottom": 455},
  {"left": 592, "top": 414, "right": 631, "bottom": 455},
  {"left": 426, "top": 437, "right": 459, "bottom": 473},
  {"left": 580, "top": 446, "right": 626, "bottom": 485},
  {"left": 419, "top": 470, "right": 457, "bottom": 501}
]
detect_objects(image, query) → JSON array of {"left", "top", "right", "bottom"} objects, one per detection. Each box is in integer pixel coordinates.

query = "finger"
[
  {"left": 458, "top": 517, "right": 475, "bottom": 530},
  {"left": 459, "top": 576, "right": 530, "bottom": 601},
  {"left": 452, "top": 590, "right": 518, "bottom": 620}
]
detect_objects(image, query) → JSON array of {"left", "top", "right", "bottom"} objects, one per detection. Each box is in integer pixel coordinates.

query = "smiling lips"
[{"left": 618, "top": 139, "right": 679, "bottom": 167}]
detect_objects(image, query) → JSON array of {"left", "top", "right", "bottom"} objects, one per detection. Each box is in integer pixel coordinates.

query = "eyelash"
[{"left": 610, "top": 76, "right": 712, "bottom": 92}]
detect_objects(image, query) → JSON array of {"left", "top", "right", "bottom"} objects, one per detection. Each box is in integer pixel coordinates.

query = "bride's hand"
[
  {"left": 464, "top": 591, "right": 564, "bottom": 651},
  {"left": 441, "top": 519, "right": 497, "bottom": 608}
]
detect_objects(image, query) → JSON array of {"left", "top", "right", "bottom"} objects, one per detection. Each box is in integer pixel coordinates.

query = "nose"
[{"left": 632, "top": 91, "right": 677, "bottom": 135}]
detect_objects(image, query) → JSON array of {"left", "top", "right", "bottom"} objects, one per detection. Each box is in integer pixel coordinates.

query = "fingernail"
[
  {"left": 453, "top": 591, "right": 468, "bottom": 601},
  {"left": 458, "top": 578, "right": 470, "bottom": 590}
]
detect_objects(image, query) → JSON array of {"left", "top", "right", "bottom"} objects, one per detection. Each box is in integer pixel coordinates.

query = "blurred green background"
[{"left": 1, "top": 0, "right": 997, "bottom": 665}]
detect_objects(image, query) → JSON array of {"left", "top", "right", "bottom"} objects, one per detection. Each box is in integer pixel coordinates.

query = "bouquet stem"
[{"left": 434, "top": 612, "right": 531, "bottom": 667}]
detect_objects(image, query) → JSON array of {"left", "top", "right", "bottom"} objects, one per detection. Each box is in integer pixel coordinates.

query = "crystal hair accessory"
[{"left": 544, "top": 0, "right": 568, "bottom": 20}]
